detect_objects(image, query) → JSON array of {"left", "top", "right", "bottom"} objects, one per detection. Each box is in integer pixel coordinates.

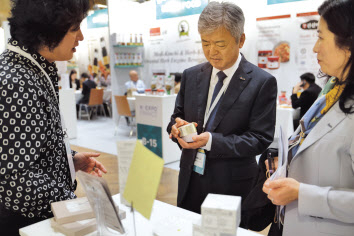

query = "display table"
[
  {"left": 275, "top": 106, "right": 300, "bottom": 138},
  {"left": 59, "top": 89, "right": 77, "bottom": 139},
  {"left": 135, "top": 94, "right": 181, "bottom": 164},
  {"left": 19, "top": 194, "right": 261, "bottom": 236},
  {"left": 127, "top": 97, "right": 136, "bottom": 112}
]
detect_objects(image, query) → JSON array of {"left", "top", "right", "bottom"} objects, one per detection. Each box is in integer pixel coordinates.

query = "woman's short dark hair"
[
  {"left": 8, "top": 0, "right": 91, "bottom": 52},
  {"left": 300, "top": 73, "right": 316, "bottom": 84},
  {"left": 318, "top": 0, "right": 354, "bottom": 114}
]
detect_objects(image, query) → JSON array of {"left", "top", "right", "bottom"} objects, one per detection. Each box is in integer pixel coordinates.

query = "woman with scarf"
[{"left": 263, "top": 0, "right": 354, "bottom": 235}]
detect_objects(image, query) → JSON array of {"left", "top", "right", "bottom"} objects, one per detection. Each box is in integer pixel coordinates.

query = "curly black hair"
[
  {"left": 8, "top": 0, "right": 91, "bottom": 52},
  {"left": 318, "top": 0, "right": 354, "bottom": 114}
]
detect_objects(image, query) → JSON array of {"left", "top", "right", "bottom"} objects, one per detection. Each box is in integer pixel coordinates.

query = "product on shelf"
[{"left": 165, "top": 75, "right": 175, "bottom": 95}]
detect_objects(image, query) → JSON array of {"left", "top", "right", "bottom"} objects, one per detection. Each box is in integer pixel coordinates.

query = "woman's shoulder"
[{"left": 0, "top": 50, "right": 38, "bottom": 89}]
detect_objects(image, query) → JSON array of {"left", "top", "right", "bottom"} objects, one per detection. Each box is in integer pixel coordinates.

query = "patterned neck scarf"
[{"left": 289, "top": 77, "right": 345, "bottom": 157}]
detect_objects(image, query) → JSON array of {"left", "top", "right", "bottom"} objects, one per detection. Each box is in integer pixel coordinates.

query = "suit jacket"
[
  {"left": 291, "top": 83, "right": 322, "bottom": 118},
  {"left": 283, "top": 100, "right": 354, "bottom": 236},
  {"left": 167, "top": 56, "right": 277, "bottom": 206},
  {"left": 79, "top": 79, "right": 96, "bottom": 104}
]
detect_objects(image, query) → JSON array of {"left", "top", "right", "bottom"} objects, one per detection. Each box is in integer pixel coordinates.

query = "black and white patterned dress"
[{"left": 0, "top": 39, "right": 77, "bottom": 220}]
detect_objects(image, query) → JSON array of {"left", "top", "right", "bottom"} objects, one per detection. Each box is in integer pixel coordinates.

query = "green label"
[{"left": 137, "top": 124, "right": 162, "bottom": 158}]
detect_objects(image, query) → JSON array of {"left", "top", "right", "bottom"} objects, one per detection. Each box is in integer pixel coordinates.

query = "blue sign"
[
  {"left": 268, "top": 0, "right": 305, "bottom": 4},
  {"left": 156, "top": 0, "right": 208, "bottom": 20},
  {"left": 87, "top": 9, "right": 108, "bottom": 29},
  {"left": 137, "top": 124, "right": 162, "bottom": 158}
]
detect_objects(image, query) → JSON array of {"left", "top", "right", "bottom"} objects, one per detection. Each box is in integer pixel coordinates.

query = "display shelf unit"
[{"left": 114, "top": 65, "right": 144, "bottom": 68}]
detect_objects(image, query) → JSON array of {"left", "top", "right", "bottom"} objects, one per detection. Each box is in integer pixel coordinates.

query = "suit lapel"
[
  {"left": 292, "top": 102, "right": 346, "bottom": 159},
  {"left": 197, "top": 63, "right": 212, "bottom": 133},
  {"left": 210, "top": 57, "right": 253, "bottom": 132}
]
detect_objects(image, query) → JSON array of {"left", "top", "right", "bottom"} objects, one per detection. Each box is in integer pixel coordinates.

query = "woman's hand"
[
  {"left": 262, "top": 178, "right": 300, "bottom": 206},
  {"left": 264, "top": 156, "right": 279, "bottom": 172},
  {"left": 73, "top": 152, "right": 107, "bottom": 177}
]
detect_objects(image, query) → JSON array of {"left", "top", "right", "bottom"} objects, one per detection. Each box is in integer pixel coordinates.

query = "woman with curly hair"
[{"left": 0, "top": 0, "right": 107, "bottom": 234}]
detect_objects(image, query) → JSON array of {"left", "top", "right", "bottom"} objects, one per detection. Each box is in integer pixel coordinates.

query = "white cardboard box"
[
  {"left": 201, "top": 194, "right": 241, "bottom": 235},
  {"left": 51, "top": 209, "right": 126, "bottom": 236},
  {"left": 193, "top": 219, "right": 234, "bottom": 236},
  {"left": 51, "top": 197, "right": 122, "bottom": 225}
]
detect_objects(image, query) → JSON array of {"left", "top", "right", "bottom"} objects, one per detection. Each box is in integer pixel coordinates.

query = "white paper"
[
  {"left": 116, "top": 140, "right": 136, "bottom": 206},
  {"left": 270, "top": 126, "right": 288, "bottom": 181}
]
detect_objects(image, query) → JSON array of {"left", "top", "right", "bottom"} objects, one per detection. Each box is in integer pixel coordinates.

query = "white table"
[
  {"left": 127, "top": 97, "right": 136, "bottom": 112},
  {"left": 275, "top": 106, "right": 300, "bottom": 138},
  {"left": 19, "top": 194, "right": 261, "bottom": 236}
]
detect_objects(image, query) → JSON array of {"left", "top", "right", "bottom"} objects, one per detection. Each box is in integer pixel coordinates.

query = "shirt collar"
[
  {"left": 211, "top": 53, "right": 242, "bottom": 79},
  {"left": 8, "top": 38, "right": 59, "bottom": 78}
]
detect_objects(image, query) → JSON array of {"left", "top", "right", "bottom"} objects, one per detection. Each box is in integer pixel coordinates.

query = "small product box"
[
  {"left": 201, "top": 194, "right": 241, "bottom": 235},
  {"left": 51, "top": 197, "right": 122, "bottom": 225},
  {"left": 51, "top": 209, "right": 126, "bottom": 236}
]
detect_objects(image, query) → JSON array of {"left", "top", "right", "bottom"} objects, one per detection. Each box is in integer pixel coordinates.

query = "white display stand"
[
  {"left": 135, "top": 94, "right": 181, "bottom": 164},
  {"left": 19, "top": 194, "right": 261, "bottom": 236},
  {"left": 59, "top": 89, "right": 77, "bottom": 139},
  {"left": 275, "top": 106, "right": 300, "bottom": 138}
]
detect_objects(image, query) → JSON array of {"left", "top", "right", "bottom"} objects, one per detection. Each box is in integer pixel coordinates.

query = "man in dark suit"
[
  {"left": 78, "top": 72, "right": 97, "bottom": 104},
  {"left": 76, "top": 73, "right": 97, "bottom": 118},
  {"left": 167, "top": 2, "right": 277, "bottom": 214},
  {"left": 291, "top": 72, "right": 321, "bottom": 128}
]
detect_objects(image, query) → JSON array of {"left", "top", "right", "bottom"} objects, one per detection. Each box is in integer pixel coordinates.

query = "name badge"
[{"left": 193, "top": 149, "right": 206, "bottom": 175}]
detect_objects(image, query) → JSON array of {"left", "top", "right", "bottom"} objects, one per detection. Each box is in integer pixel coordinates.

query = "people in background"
[
  {"left": 125, "top": 70, "right": 145, "bottom": 94},
  {"left": 0, "top": 0, "right": 107, "bottom": 235},
  {"left": 78, "top": 72, "right": 97, "bottom": 104},
  {"left": 174, "top": 73, "right": 182, "bottom": 94},
  {"left": 291, "top": 72, "right": 321, "bottom": 128},
  {"left": 69, "top": 69, "right": 79, "bottom": 90},
  {"left": 263, "top": 0, "right": 354, "bottom": 235},
  {"left": 167, "top": 1, "right": 277, "bottom": 214}
]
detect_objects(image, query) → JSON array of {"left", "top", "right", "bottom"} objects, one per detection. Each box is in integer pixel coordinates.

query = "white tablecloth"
[
  {"left": 275, "top": 106, "right": 300, "bottom": 138},
  {"left": 19, "top": 194, "right": 261, "bottom": 236}
]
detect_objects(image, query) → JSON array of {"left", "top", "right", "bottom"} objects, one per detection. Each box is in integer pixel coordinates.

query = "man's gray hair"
[{"left": 198, "top": 2, "right": 245, "bottom": 41}]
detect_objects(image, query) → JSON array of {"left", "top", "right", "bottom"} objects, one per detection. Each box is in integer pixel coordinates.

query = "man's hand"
[
  {"left": 169, "top": 118, "right": 197, "bottom": 139},
  {"left": 293, "top": 81, "right": 303, "bottom": 94},
  {"left": 177, "top": 132, "right": 209, "bottom": 149},
  {"left": 262, "top": 178, "right": 300, "bottom": 206},
  {"left": 73, "top": 152, "right": 107, "bottom": 177}
]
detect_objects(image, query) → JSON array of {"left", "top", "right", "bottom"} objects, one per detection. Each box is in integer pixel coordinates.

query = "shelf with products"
[{"left": 114, "top": 48, "right": 144, "bottom": 67}]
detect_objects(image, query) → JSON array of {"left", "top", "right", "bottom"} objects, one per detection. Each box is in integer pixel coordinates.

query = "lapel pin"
[{"left": 240, "top": 77, "right": 246, "bottom": 81}]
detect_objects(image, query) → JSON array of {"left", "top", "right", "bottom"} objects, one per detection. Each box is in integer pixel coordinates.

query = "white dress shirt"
[
  {"left": 202, "top": 53, "right": 242, "bottom": 151},
  {"left": 125, "top": 80, "right": 145, "bottom": 92}
]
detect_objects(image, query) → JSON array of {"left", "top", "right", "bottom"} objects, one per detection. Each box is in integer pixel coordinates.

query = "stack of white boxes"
[
  {"left": 193, "top": 194, "right": 241, "bottom": 236},
  {"left": 51, "top": 197, "right": 126, "bottom": 236}
]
